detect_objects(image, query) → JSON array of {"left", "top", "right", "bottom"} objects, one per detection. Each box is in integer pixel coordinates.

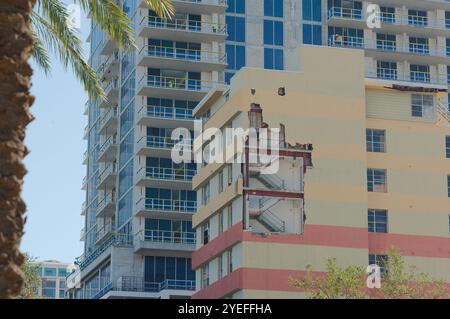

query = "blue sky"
[{"left": 21, "top": 5, "right": 90, "bottom": 263}]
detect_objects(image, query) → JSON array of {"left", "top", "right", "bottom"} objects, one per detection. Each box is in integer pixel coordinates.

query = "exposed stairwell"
[
  {"left": 250, "top": 209, "right": 285, "bottom": 233},
  {"left": 437, "top": 100, "right": 450, "bottom": 124},
  {"left": 255, "top": 173, "right": 286, "bottom": 190}
]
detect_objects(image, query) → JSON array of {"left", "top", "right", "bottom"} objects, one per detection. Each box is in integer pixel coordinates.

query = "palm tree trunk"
[{"left": 0, "top": 0, "right": 36, "bottom": 298}]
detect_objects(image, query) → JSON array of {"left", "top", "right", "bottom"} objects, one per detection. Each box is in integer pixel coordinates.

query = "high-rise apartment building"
[
  {"left": 33, "top": 260, "right": 74, "bottom": 299},
  {"left": 69, "top": 0, "right": 450, "bottom": 299}
]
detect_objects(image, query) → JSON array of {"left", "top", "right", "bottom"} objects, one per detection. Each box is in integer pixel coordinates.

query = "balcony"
[
  {"left": 97, "top": 163, "right": 117, "bottom": 190},
  {"left": 327, "top": 6, "right": 450, "bottom": 37},
  {"left": 99, "top": 36, "right": 117, "bottom": 56},
  {"left": 100, "top": 78, "right": 119, "bottom": 108},
  {"left": 83, "top": 150, "right": 88, "bottom": 165},
  {"left": 116, "top": 276, "right": 195, "bottom": 294},
  {"left": 95, "top": 222, "right": 115, "bottom": 246},
  {"left": 97, "top": 136, "right": 118, "bottom": 162},
  {"left": 139, "top": 0, "right": 227, "bottom": 14},
  {"left": 136, "top": 135, "right": 192, "bottom": 158},
  {"left": 365, "top": 39, "right": 450, "bottom": 65},
  {"left": 135, "top": 197, "right": 197, "bottom": 219},
  {"left": 80, "top": 227, "right": 86, "bottom": 242},
  {"left": 83, "top": 124, "right": 89, "bottom": 140},
  {"left": 97, "top": 52, "right": 119, "bottom": 80},
  {"left": 83, "top": 100, "right": 89, "bottom": 115},
  {"left": 133, "top": 229, "right": 196, "bottom": 256},
  {"left": 82, "top": 176, "right": 87, "bottom": 190},
  {"left": 135, "top": 166, "right": 195, "bottom": 190},
  {"left": 96, "top": 193, "right": 116, "bottom": 218},
  {"left": 328, "top": 35, "right": 364, "bottom": 49},
  {"left": 365, "top": 68, "right": 448, "bottom": 90},
  {"left": 137, "top": 75, "right": 224, "bottom": 101},
  {"left": 137, "top": 15, "right": 227, "bottom": 43},
  {"left": 137, "top": 45, "right": 226, "bottom": 72},
  {"left": 136, "top": 105, "right": 195, "bottom": 129},
  {"left": 81, "top": 201, "right": 87, "bottom": 216},
  {"left": 99, "top": 107, "right": 118, "bottom": 135}
]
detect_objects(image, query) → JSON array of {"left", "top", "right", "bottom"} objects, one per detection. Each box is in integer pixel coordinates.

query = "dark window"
[{"left": 368, "top": 209, "right": 388, "bottom": 233}]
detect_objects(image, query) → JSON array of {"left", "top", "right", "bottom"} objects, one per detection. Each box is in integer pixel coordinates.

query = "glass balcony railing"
[
  {"left": 409, "top": 43, "right": 430, "bottom": 55},
  {"left": 140, "top": 45, "right": 226, "bottom": 64},
  {"left": 379, "top": 12, "right": 395, "bottom": 24},
  {"left": 410, "top": 70, "right": 431, "bottom": 83},
  {"left": 408, "top": 15, "right": 428, "bottom": 27},
  {"left": 328, "top": 35, "right": 364, "bottom": 48},
  {"left": 138, "top": 105, "right": 195, "bottom": 120},
  {"left": 97, "top": 192, "right": 116, "bottom": 215},
  {"left": 137, "top": 135, "right": 192, "bottom": 151},
  {"left": 376, "top": 40, "right": 396, "bottom": 51},
  {"left": 118, "top": 276, "right": 195, "bottom": 293},
  {"left": 136, "top": 229, "right": 196, "bottom": 245},
  {"left": 141, "top": 15, "right": 227, "bottom": 34},
  {"left": 99, "top": 136, "right": 117, "bottom": 155},
  {"left": 138, "top": 166, "right": 196, "bottom": 182},
  {"left": 327, "top": 7, "right": 363, "bottom": 20},
  {"left": 376, "top": 68, "right": 398, "bottom": 80},
  {"left": 139, "top": 75, "right": 222, "bottom": 92},
  {"left": 99, "top": 107, "right": 118, "bottom": 128},
  {"left": 136, "top": 197, "right": 197, "bottom": 213}
]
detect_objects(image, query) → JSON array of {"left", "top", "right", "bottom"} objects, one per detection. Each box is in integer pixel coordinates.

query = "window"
[
  {"left": 218, "top": 255, "right": 223, "bottom": 280},
  {"left": 218, "top": 170, "right": 224, "bottom": 193},
  {"left": 264, "top": 20, "right": 284, "bottom": 46},
  {"left": 303, "top": 24, "right": 322, "bottom": 45},
  {"left": 57, "top": 268, "right": 68, "bottom": 277},
  {"left": 446, "top": 12, "right": 450, "bottom": 29},
  {"left": 408, "top": 9, "right": 428, "bottom": 27},
  {"left": 59, "top": 290, "right": 65, "bottom": 298},
  {"left": 446, "top": 136, "right": 450, "bottom": 158},
  {"left": 43, "top": 268, "right": 57, "bottom": 277},
  {"left": 227, "top": 0, "right": 245, "bottom": 14},
  {"left": 368, "top": 209, "right": 388, "bottom": 233},
  {"left": 369, "top": 254, "right": 388, "bottom": 274},
  {"left": 226, "top": 44, "right": 245, "bottom": 71},
  {"left": 227, "top": 250, "right": 233, "bottom": 273},
  {"left": 376, "top": 33, "right": 396, "bottom": 51},
  {"left": 202, "top": 221, "right": 210, "bottom": 245},
  {"left": 366, "top": 129, "right": 386, "bottom": 153},
  {"left": 264, "top": 48, "right": 284, "bottom": 70},
  {"left": 409, "top": 37, "right": 429, "bottom": 55},
  {"left": 218, "top": 211, "right": 224, "bottom": 235},
  {"left": 59, "top": 280, "right": 66, "bottom": 289},
  {"left": 264, "top": 0, "right": 283, "bottom": 17},
  {"left": 201, "top": 182, "right": 210, "bottom": 205},
  {"left": 376, "top": 61, "right": 397, "bottom": 80},
  {"left": 411, "top": 94, "right": 434, "bottom": 118},
  {"left": 227, "top": 164, "right": 233, "bottom": 185},
  {"left": 410, "top": 64, "right": 430, "bottom": 83},
  {"left": 448, "top": 175, "right": 450, "bottom": 197},
  {"left": 226, "top": 16, "right": 245, "bottom": 42},
  {"left": 227, "top": 205, "right": 233, "bottom": 229},
  {"left": 367, "top": 169, "right": 387, "bottom": 193},
  {"left": 380, "top": 7, "right": 395, "bottom": 24},
  {"left": 303, "top": 0, "right": 322, "bottom": 21},
  {"left": 201, "top": 264, "right": 209, "bottom": 288}
]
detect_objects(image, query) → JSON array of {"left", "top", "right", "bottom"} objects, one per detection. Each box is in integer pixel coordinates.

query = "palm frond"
[
  {"left": 32, "top": 3, "right": 105, "bottom": 100},
  {"left": 76, "top": 0, "right": 135, "bottom": 51},
  {"left": 142, "top": 0, "right": 175, "bottom": 18},
  {"left": 31, "top": 30, "right": 51, "bottom": 74}
]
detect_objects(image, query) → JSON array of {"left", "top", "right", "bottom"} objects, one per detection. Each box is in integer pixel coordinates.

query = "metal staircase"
[
  {"left": 255, "top": 173, "right": 286, "bottom": 190},
  {"left": 437, "top": 100, "right": 450, "bottom": 124},
  {"left": 250, "top": 209, "right": 285, "bottom": 233}
]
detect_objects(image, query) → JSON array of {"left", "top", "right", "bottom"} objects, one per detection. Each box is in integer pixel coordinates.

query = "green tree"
[
  {"left": 17, "top": 254, "right": 40, "bottom": 299},
  {"left": 0, "top": 0, "right": 173, "bottom": 299},
  {"left": 290, "top": 248, "right": 449, "bottom": 299}
]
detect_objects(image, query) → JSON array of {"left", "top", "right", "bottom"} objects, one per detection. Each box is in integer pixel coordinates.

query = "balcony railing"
[
  {"left": 327, "top": 7, "right": 363, "bottom": 20},
  {"left": 97, "top": 163, "right": 117, "bottom": 186},
  {"left": 141, "top": 15, "right": 227, "bottom": 34},
  {"left": 99, "top": 107, "right": 118, "bottom": 128},
  {"left": 97, "top": 52, "right": 119, "bottom": 75},
  {"left": 376, "top": 39, "right": 396, "bottom": 51},
  {"left": 409, "top": 43, "right": 430, "bottom": 55},
  {"left": 136, "top": 229, "right": 196, "bottom": 245},
  {"left": 138, "top": 135, "right": 192, "bottom": 150},
  {"left": 408, "top": 15, "right": 428, "bottom": 27},
  {"left": 139, "top": 75, "right": 222, "bottom": 92},
  {"left": 99, "top": 136, "right": 117, "bottom": 155},
  {"left": 136, "top": 197, "right": 197, "bottom": 213},
  {"left": 410, "top": 70, "right": 431, "bottom": 83},
  {"left": 117, "top": 276, "right": 195, "bottom": 293},
  {"left": 96, "top": 222, "right": 115, "bottom": 242},
  {"left": 376, "top": 68, "right": 398, "bottom": 80},
  {"left": 138, "top": 166, "right": 196, "bottom": 182},
  {"left": 138, "top": 105, "right": 195, "bottom": 120},
  {"left": 379, "top": 12, "right": 395, "bottom": 24},
  {"left": 140, "top": 45, "right": 226, "bottom": 64},
  {"left": 104, "top": 78, "right": 119, "bottom": 93},
  {"left": 173, "top": 0, "right": 227, "bottom": 5},
  {"left": 97, "top": 192, "right": 116, "bottom": 215},
  {"left": 328, "top": 35, "right": 364, "bottom": 48}
]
